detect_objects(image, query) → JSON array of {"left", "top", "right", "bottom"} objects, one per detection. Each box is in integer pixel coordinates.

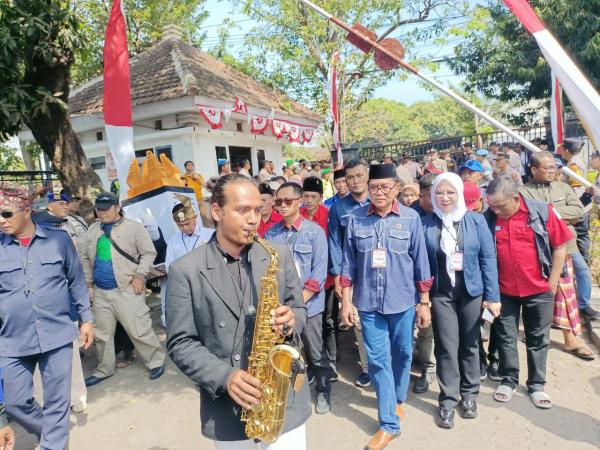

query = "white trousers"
[{"left": 213, "top": 425, "right": 306, "bottom": 450}]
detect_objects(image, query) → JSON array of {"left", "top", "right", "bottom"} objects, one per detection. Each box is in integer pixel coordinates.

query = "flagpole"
[{"left": 298, "top": 0, "right": 594, "bottom": 189}]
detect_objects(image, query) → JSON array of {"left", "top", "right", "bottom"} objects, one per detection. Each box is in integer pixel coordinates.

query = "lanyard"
[
  {"left": 373, "top": 217, "right": 385, "bottom": 247},
  {"left": 441, "top": 221, "right": 462, "bottom": 252},
  {"left": 182, "top": 233, "right": 201, "bottom": 253}
]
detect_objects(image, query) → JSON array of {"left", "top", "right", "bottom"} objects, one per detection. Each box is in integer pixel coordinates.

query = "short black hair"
[
  {"left": 277, "top": 182, "right": 303, "bottom": 197},
  {"left": 212, "top": 173, "right": 257, "bottom": 208},
  {"left": 184, "top": 160, "right": 194, "bottom": 167},
  {"left": 419, "top": 173, "right": 437, "bottom": 191},
  {"left": 241, "top": 159, "right": 250, "bottom": 166},
  {"left": 259, "top": 160, "right": 268, "bottom": 170},
  {"left": 487, "top": 177, "right": 520, "bottom": 198},
  {"left": 272, "top": 176, "right": 287, "bottom": 184},
  {"left": 345, "top": 158, "right": 368, "bottom": 170}
]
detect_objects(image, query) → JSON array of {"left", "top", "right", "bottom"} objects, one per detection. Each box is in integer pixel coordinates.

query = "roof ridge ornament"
[{"left": 162, "top": 24, "right": 183, "bottom": 42}]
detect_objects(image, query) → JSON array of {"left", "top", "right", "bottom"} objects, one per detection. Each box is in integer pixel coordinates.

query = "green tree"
[
  {"left": 72, "top": 0, "right": 208, "bottom": 84},
  {"left": 0, "top": 143, "right": 25, "bottom": 171},
  {"left": 449, "top": 1, "right": 600, "bottom": 104},
  {"left": 344, "top": 95, "right": 492, "bottom": 144},
  {"left": 0, "top": 0, "right": 103, "bottom": 208},
  {"left": 228, "top": 0, "right": 469, "bottom": 113}
]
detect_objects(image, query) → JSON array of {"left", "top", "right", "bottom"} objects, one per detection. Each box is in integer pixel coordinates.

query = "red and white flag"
[
  {"left": 328, "top": 51, "right": 342, "bottom": 164},
  {"left": 504, "top": 0, "right": 600, "bottom": 151},
  {"left": 104, "top": 0, "right": 134, "bottom": 199},
  {"left": 550, "top": 70, "right": 564, "bottom": 151}
]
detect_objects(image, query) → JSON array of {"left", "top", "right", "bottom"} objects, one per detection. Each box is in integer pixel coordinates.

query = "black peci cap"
[
  {"left": 303, "top": 176, "right": 324, "bottom": 194},
  {"left": 369, "top": 163, "right": 397, "bottom": 180}
]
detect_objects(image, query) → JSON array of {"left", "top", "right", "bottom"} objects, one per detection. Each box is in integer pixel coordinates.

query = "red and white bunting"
[
  {"left": 250, "top": 115, "right": 270, "bottom": 134},
  {"left": 198, "top": 106, "right": 223, "bottom": 129},
  {"left": 195, "top": 98, "right": 317, "bottom": 143},
  {"left": 234, "top": 97, "right": 248, "bottom": 114},
  {"left": 288, "top": 124, "right": 302, "bottom": 143},
  {"left": 272, "top": 119, "right": 291, "bottom": 139},
  {"left": 302, "top": 128, "right": 314, "bottom": 144}
]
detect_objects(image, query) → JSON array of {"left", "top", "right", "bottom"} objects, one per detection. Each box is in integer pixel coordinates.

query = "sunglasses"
[
  {"left": 274, "top": 197, "right": 300, "bottom": 207},
  {"left": 0, "top": 210, "right": 20, "bottom": 219}
]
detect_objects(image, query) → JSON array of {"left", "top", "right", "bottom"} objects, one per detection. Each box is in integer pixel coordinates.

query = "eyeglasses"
[
  {"left": 274, "top": 197, "right": 300, "bottom": 207},
  {"left": 0, "top": 210, "right": 20, "bottom": 219},
  {"left": 368, "top": 184, "right": 396, "bottom": 194}
]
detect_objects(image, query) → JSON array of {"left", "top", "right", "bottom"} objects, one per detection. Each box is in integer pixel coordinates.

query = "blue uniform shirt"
[
  {"left": 328, "top": 194, "right": 370, "bottom": 276},
  {"left": 342, "top": 201, "right": 432, "bottom": 315},
  {"left": 265, "top": 216, "right": 327, "bottom": 317},
  {"left": 0, "top": 226, "right": 93, "bottom": 357}
]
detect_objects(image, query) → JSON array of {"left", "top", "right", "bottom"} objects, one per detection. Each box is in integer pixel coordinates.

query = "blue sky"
[{"left": 200, "top": 0, "right": 469, "bottom": 105}]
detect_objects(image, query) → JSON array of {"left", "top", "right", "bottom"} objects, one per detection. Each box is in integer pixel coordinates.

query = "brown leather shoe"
[
  {"left": 396, "top": 403, "right": 406, "bottom": 422},
  {"left": 365, "top": 430, "right": 397, "bottom": 450}
]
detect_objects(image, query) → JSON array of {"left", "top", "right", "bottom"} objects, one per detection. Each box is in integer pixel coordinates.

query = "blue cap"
[
  {"left": 459, "top": 160, "right": 483, "bottom": 173},
  {"left": 217, "top": 159, "right": 229, "bottom": 167},
  {"left": 47, "top": 192, "right": 71, "bottom": 203},
  {"left": 476, "top": 149, "right": 489, "bottom": 156}
]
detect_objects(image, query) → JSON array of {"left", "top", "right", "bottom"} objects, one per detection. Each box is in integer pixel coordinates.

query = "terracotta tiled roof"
[{"left": 69, "top": 37, "right": 321, "bottom": 121}]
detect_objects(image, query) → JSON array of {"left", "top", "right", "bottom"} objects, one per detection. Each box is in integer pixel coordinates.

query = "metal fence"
[
  {"left": 0, "top": 171, "right": 58, "bottom": 189},
  {"left": 343, "top": 116, "right": 592, "bottom": 164}
]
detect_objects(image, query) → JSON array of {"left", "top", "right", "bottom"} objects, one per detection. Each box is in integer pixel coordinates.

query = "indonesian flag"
[
  {"left": 504, "top": 0, "right": 600, "bottom": 151},
  {"left": 550, "top": 70, "right": 564, "bottom": 151},
  {"left": 104, "top": 0, "right": 134, "bottom": 199},
  {"left": 328, "top": 51, "right": 342, "bottom": 164}
]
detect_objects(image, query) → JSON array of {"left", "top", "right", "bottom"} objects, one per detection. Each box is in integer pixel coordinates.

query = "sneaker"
[
  {"left": 149, "top": 365, "right": 165, "bottom": 380},
  {"left": 580, "top": 306, "right": 600, "bottom": 321},
  {"left": 480, "top": 363, "right": 488, "bottom": 381},
  {"left": 329, "top": 367, "right": 339, "bottom": 383},
  {"left": 355, "top": 372, "right": 371, "bottom": 387},
  {"left": 413, "top": 370, "right": 435, "bottom": 394},
  {"left": 71, "top": 401, "right": 87, "bottom": 413},
  {"left": 487, "top": 361, "right": 502, "bottom": 381},
  {"left": 315, "top": 391, "right": 331, "bottom": 414}
]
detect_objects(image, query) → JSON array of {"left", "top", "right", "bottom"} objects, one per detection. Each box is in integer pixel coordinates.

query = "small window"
[
  {"left": 215, "top": 146, "right": 227, "bottom": 160},
  {"left": 155, "top": 145, "right": 172, "bottom": 161},
  {"left": 96, "top": 131, "right": 103, "bottom": 141},
  {"left": 236, "top": 121, "right": 243, "bottom": 132},
  {"left": 257, "top": 149, "right": 266, "bottom": 164},
  {"left": 89, "top": 156, "right": 106, "bottom": 170},
  {"left": 154, "top": 120, "right": 163, "bottom": 130}
]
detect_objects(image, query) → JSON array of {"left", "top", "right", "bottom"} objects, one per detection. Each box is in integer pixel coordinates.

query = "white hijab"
[{"left": 431, "top": 173, "right": 468, "bottom": 287}]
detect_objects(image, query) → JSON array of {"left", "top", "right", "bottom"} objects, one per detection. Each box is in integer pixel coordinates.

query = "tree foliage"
[
  {"left": 0, "top": 143, "right": 25, "bottom": 171},
  {"left": 72, "top": 0, "right": 208, "bottom": 84},
  {"left": 0, "top": 0, "right": 102, "bottom": 207},
  {"left": 225, "top": 0, "right": 468, "bottom": 113},
  {"left": 449, "top": 0, "right": 600, "bottom": 103},
  {"left": 344, "top": 96, "right": 492, "bottom": 144}
]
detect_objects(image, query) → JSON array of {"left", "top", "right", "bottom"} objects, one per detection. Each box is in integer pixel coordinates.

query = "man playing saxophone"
[{"left": 166, "top": 174, "right": 311, "bottom": 449}]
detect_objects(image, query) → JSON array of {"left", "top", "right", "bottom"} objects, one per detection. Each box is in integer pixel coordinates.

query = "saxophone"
[{"left": 240, "top": 232, "right": 305, "bottom": 444}]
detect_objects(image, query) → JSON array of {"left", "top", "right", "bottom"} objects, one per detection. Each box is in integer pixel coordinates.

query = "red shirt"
[
  {"left": 301, "top": 204, "right": 334, "bottom": 289},
  {"left": 301, "top": 204, "right": 329, "bottom": 237},
  {"left": 496, "top": 198, "right": 572, "bottom": 297},
  {"left": 258, "top": 210, "right": 283, "bottom": 237}
]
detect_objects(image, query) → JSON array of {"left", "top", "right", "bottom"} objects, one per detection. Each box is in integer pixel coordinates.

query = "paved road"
[{"left": 12, "top": 300, "right": 600, "bottom": 450}]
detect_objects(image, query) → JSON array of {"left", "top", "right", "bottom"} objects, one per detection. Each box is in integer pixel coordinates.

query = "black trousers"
[
  {"left": 431, "top": 293, "right": 483, "bottom": 409},
  {"left": 322, "top": 287, "right": 339, "bottom": 370},
  {"left": 479, "top": 320, "right": 499, "bottom": 368},
  {"left": 495, "top": 291, "right": 554, "bottom": 392},
  {"left": 301, "top": 313, "right": 331, "bottom": 393}
]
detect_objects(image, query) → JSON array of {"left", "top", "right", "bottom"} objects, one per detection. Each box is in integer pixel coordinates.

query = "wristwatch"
[{"left": 418, "top": 302, "right": 432, "bottom": 308}]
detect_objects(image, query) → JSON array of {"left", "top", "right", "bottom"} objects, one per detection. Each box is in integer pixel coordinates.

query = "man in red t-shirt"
[
  {"left": 485, "top": 178, "right": 571, "bottom": 410},
  {"left": 257, "top": 183, "right": 282, "bottom": 237}
]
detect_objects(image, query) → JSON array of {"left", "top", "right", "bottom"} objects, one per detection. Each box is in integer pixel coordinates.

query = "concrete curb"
[{"left": 584, "top": 287, "right": 600, "bottom": 353}]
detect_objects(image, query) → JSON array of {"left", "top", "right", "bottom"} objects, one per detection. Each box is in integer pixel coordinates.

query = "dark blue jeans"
[{"left": 358, "top": 307, "right": 415, "bottom": 434}]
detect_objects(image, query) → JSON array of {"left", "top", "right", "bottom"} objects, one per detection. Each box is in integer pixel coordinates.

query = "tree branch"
[{"left": 297, "top": 2, "right": 328, "bottom": 79}]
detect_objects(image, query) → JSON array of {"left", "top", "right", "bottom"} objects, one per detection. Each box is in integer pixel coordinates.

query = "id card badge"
[
  {"left": 450, "top": 252, "right": 464, "bottom": 271},
  {"left": 372, "top": 248, "right": 387, "bottom": 269}
]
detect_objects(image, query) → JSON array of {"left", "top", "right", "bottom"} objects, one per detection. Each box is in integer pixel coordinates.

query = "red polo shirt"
[
  {"left": 496, "top": 197, "right": 572, "bottom": 297},
  {"left": 258, "top": 210, "right": 283, "bottom": 237},
  {"left": 301, "top": 204, "right": 329, "bottom": 237},
  {"left": 301, "top": 204, "right": 333, "bottom": 288}
]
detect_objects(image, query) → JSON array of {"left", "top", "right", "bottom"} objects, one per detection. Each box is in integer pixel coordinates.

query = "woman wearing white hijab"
[{"left": 421, "top": 173, "right": 500, "bottom": 429}]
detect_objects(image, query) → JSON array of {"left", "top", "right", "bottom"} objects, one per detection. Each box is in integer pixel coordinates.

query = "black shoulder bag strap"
[{"left": 103, "top": 228, "right": 140, "bottom": 265}]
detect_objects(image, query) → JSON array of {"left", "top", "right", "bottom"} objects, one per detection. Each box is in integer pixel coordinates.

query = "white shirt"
[{"left": 165, "top": 222, "right": 214, "bottom": 271}]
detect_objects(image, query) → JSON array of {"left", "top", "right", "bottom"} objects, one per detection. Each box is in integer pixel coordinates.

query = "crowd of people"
[{"left": 0, "top": 136, "right": 599, "bottom": 450}]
